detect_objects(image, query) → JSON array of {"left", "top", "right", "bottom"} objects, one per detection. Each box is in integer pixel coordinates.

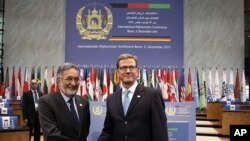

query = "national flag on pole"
[
  {"left": 172, "top": 67, "right": 179, "bottom": 102},
  {"left": 228, "top": 68, "right": 235, "bottom": 101},
  {"left": 94, "top": 69, "right": 102, "bottom": 101},
  {"left": 0, "top": 64, "right": 4, "bottom": 96},
  {"left": 221, "top": 69, "right": 228, "bottom": 101},
  {"left": 31, "top": 66, "right": 35, "bottom": 79},
  {"left": 37, "top": 66, "right": 42, "bottom": 92},
  {"left": 214, "top": 68, "right": 221, "bottom": 101},
  {"left": 193, "top": 68, "right": 200, "bottom": 108},
  {"left": 178, "top": 67, "right": 186, "bottom": 102},
  {"left": 102, "top": 68, "right": 108, "bottom": 100},
  {"left": 10, "top": 67, "right": 17, "bottom": 99},
  {"left": 199, "top": 68, "right": 207, "bottom": 109},
  {"left": 16, "top": 67, "right": 22, "bottom": 98},
  {"left": 86, "top": 68, "right": 94, "bottom": 101},
  {"left": 142, "top": 68, "right": 147, "bottom": 87},
  {"left": 109, "top": 68, "right": 114, "bottom": 95},
  {"left": 23, "top": 67, "right": 29, "bottom": 93},
  {"left": 206, "top": 67, "right": 213, "bottom": 101},
  {"left": 162, "top": 68, "right": 169, "bottom": 101},
  {"left": 150, "top": 68, "right": 155, "bottom": 88},
  {"left": 234, "top": 68, "right": 240, "bottom": 102},
  {"left": 77, "top": 67, "right": 84, "bottom": 96},
  {"left": 4, "top": 67, "right": 10, "bottom": 99},
  {"left": 50, "top": 66, "right": 56, "bottom": 93},
  {"left": 240, "top": 69, "right": 246, "bottom": 102},
  {"left": 43, "top": 66, "right": 48, "bottom": 95},
  {"left": 186, "top": 68, "right": 192, "bottom": 101}
]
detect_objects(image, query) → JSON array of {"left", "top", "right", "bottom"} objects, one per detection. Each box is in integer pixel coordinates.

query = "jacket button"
[
  {"left": 124, "top": 135, "right": 128, "bottom": 139},
  {"left": 124, "top": 121, "right": 128, "bottom": 124}
]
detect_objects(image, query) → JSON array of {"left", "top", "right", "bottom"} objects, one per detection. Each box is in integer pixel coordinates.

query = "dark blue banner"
[{"left": 66, "top": 0, "right": 183, "bottom": 67}]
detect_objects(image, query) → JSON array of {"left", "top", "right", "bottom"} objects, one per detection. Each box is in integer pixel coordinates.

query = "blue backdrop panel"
[{"left": 66, "top": 0, "right": 183, "bottom": 67}]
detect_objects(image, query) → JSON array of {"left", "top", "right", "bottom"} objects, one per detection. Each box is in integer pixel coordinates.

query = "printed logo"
[{"left": 76, "top": 4, "right": 113, "bottom": 40}]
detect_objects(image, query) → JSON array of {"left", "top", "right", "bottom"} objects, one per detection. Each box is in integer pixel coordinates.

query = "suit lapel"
[
  {"left": 75, "top": 96, "right": 83, "bottom": 127},
  {"left": 114, "top": 89, "right": 125, "bottom": 117},
  {"left": 56, "top": 93, "right": 78, "bottom": 131},
  {"left": 126, "top": 84, "right": 144, "bottom": 116}
]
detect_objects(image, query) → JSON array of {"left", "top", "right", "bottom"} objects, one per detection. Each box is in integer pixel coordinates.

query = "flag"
[
  {"left": 16, "top": 67, "right": 22, "bottom": 98},
  {"left": 199, "top": 68, "right": 207, "bottom": 109},
  {"left": 31, "top": 66, "right": 35, "bottom": 79},
  {"left": 102, "top": 68, "right": 108, "bottom": 100},
  {"left": 193, "top": 68, "right": 200, "bottom": 108},
  {"left": 10, "top": 67, "right": 17, "bottom": 99},
  {"left": 150, "top": 68, "right": 155, "bottom": 88},
  {"left": 37, "top": 66, "right": 42, "bottom": 92},
  {"left": 214, "top": 68, "right": 221, "bottom": 101},
  {"left": 221, "top": 68, "right": 228, "bottom": 101},
  {"left": 234, "top": 68, "right": 240, "bottom": 102},
  {"left": 206, "top": 67, "right": 213, "bottom": 101},
  {"left": 23, "top": 67, "right": 29, "bottom": 93},
  {"left": 86, "top": 68, "right": 94, "bottom": 101},
  {"left": 109, "top": 68, "right": 114, "bottom": 95},
  {"left": 0, "top": 64, "right": 4, "bottom": 96},
  {"left": 228, "top": 68, "right": 235, "bottom": 101},
  {"left": 94, "top": 68, "right": 102, "bottom": 101},
  {"left": 172, "top": 67, "right": 179, "bottom": 102},
  {"left": 178, "top": 67, "right": 185, "bottom": 102},
  {"left": 77, "top": 67, "right": 84, "bottom": 96},
  {"left": 240, "top": 69, "right": 246, "bottom": 102},
  {"left": 186, "top": 68, "right": 192, "bottom": 101},
  {"left": 142, "top": 68, "right": 147, "bottom": 87},
  {"left": 4, "top": 67, "right": 10, "bottom": 99},
  {"left": 50, "top": 66, "right": 56, "bottom": 93},
  {"left": 43, "top": 66, "right": 48, "bottom": 95},
  {"left": 162, "top": 68, "right": 169, "bottom": 101}
]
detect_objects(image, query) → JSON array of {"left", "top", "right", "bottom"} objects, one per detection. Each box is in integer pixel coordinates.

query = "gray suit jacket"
[
  {"left": 38, "top": 92, "right": 90, "bottom": 141},
  {"left": 98, "top": 84, "right": 169, "bottom": 141}
]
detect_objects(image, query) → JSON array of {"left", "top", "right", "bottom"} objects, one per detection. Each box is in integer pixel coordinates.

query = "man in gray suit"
[
  {"left": 38, "top": 63, "right": 90, "bottom": 141},
  {"left": 98, "top": 53, "right": 169, "bottom": 141}
]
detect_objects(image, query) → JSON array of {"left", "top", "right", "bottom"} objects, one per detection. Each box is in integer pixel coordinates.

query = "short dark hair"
[
  {"left": 56, "top": 63, "right": 80, "bottom": 78},
  {"left": 116, "top": 53, "right": 138, "bottom": 68}
]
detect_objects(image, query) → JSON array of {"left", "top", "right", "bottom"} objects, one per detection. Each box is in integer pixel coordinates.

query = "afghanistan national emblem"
[{"left": 76, "top": 4, "right": 113, "bottom": 40}]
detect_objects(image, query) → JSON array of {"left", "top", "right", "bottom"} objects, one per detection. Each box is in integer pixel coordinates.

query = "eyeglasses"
[
  {"left": 118, "top": 66, "right": 137, "bottom": 72},
  {"left": 62, "top": 77, "right": 80, "bottom": 83}
]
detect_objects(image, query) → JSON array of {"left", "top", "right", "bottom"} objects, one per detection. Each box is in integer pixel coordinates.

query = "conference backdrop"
[{"left": 65, "top": 0, "right": 183, "bottom": 67}]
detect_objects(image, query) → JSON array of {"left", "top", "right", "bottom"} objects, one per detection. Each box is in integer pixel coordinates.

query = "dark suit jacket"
[
  {"left": 22, "top": 90, "right": 42, "bottom": 127},
  {"left": 38, "top": 92, "right": 90, "bottom": 141},
  {"left": 98, "top": 84, "right": 169, "bottom": 141}
]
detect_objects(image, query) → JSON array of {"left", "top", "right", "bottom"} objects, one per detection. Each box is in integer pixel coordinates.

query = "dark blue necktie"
[{"left": 68, "top": 98, "right": 79, "bottom": 129}]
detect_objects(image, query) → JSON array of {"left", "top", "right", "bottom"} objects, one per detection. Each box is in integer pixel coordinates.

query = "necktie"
[
  {"left": 123, "top": 90, "right": 130, "bottom": 115},
  {"left": 34, "top": 91, "right": 39, "bottom": 103},
  {"left": 33, "top": 91, "right": 39, "bottom": 111},
  {"left": 68, "top": 98, "right": 79, "bottom": 129}
]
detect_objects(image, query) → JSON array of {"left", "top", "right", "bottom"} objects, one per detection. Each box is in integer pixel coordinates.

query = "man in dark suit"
[
  {"left": 38, "top": 63, "right": 90, "bottom": 141},
  {"left": 22, "top": 79, "right": 42, "bottom": 141},
  {"left": 98, "top": 53, "right": 169, "bottom": 141}
]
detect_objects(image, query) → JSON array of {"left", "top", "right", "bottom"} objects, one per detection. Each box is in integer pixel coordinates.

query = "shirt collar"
[
  {"left": 122, "top": 81, "right": 138, "bottom": 94},
  {"left": 60, "top": 90, "right": 75, "bottom": 103}
]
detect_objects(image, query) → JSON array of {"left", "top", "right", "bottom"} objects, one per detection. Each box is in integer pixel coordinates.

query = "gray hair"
[
  {"left": 56, "top": 63, "right": 80, "bottom": 78},
  {"left": 116, "top": 53, "right": 138, "bottom": 68}
]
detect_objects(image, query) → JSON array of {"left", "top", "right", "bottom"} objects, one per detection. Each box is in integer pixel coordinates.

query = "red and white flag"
[{"left": 50, "top": 66, "right": 56, "bottom": 93}]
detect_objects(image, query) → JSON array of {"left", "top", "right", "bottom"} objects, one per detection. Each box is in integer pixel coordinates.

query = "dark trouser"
[{"left": 29, "top": 112, "right": 40, "bottom": 141}]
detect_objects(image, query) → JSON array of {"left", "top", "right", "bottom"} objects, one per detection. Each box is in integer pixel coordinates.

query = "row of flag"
[{"left": 0, "top": 65, "right": 249, "bottom": 110}]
